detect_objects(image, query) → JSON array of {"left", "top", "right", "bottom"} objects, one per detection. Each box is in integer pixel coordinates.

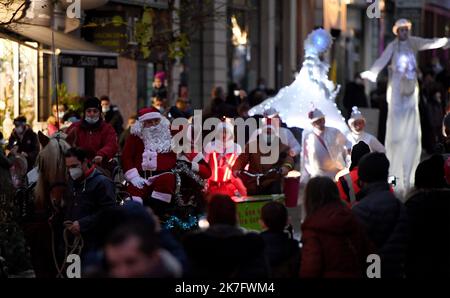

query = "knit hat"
[
  {"left": 358, "top": 152, "right": 390, "bottom": 183},
  {"left": 348, "top": 106, "right": 365, "bottom": 127},
  {"left": 350, "top": 141, "right": 371, "bottom": 171},
  {"left": 138, "top": 107, "right": 161, "bottom": 122},
  {"left": 83, "top": 97, "right": 101, "bottom": 112},
  {"left": 308, "top": 108, "right": 325, "bottom": 123},
  {"left": 393, "top": 19, "right": 412, "bottom": 35}
]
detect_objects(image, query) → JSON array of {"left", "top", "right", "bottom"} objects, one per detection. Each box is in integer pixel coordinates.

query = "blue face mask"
[{"left": 85, "top": 116, "right": 99, "bottom": 124}]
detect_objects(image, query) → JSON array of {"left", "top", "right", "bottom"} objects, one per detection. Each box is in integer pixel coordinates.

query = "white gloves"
[
  {"left": 130, "top": 176, "right": 148, "bottom": 189},
  {"left": 125, "top": 168, "right": 149, "bottom": 189},
  {"left": 360, "top": 71, "right": 377, "bottom": 83}
]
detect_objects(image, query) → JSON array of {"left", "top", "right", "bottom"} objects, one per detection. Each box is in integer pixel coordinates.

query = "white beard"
[{"left": 135, "top": 118, "right": 172, "bottom": 153}]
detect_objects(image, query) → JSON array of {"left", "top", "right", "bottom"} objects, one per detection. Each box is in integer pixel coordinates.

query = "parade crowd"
[{"left": 1, "top": 53, "right": 450, "bottom": 278}]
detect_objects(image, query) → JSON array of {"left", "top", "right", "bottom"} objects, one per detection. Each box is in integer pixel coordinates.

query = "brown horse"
[{"left": 21, "top": 131, "right": 70, "bottom": 278}]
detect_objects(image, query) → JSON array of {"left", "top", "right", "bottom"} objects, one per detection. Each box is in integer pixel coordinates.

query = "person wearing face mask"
[
  {"left": 63, "top": 147, "right": 116, "bottom": 253},
  {"left": 7, "top": 115, "right": 39, "bottom": 172},
  {"left": 346, "top": 107, "right": 385, "bottom": 153},
  {"left": 100, "top": 96, "right": 124, "bottom": 137},
  {"left": 300, "top": 108, "right": 351, "bottom": 186},
  {"left": 66, "top": 97, "right": 119, "bottom": 169}
]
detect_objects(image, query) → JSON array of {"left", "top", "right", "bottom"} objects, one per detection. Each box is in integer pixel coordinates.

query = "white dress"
[
  {"left": 249, "top": 55, "right": 349, "bottom": 135},
  {"left": 363, "top": 36, "right": 449, "bottom": 196}
]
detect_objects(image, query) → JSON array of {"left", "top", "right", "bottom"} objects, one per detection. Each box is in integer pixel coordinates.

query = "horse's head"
[{"left": 35, "top": 131, "right": 71, "bottom": 209}]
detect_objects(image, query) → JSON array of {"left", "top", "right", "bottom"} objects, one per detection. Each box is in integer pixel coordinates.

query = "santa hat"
[
  {"left": 308, "top": 108, "right": 325, "bottom": 123},
  {"left": 138, "top": 107, "right": 161, "bottom": 122},
  {"left": 348, "top": 106, "right": 365, "bottom": 126},
  {"left": 393, "top": 19, "right": 412, "bottom": 35}
]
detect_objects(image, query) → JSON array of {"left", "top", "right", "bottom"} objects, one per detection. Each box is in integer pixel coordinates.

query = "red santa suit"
[
  {"left": 204, "top": 122, "right": 247, "bottom": 197},
  {"left": 122, "top": 107, "right": 177, "bottom": 205}
]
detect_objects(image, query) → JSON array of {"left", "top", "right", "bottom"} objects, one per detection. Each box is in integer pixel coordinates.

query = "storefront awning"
[{"left": 7, "top": 24, "right": 118, "bottom": 69}]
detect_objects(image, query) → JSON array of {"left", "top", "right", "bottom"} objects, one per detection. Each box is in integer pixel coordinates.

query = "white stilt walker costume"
[{"left": 362, "top": 19, "right": 449, "bottom": 197}]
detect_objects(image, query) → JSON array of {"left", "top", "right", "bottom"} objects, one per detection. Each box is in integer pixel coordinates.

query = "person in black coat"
[
  {"left": 260, "top": 202, "right": 300, "bottom": 278},
  {"left": 7, "top": 116, "right": 39, "bottom": 171},
  {"left": 405, "top": 155, "right": 450, "bottom": 278},
  {"left": 100, "top": 96, "right": 124, "bottom": 137},
  {"left": 183, "top": 195, "right": 269, "bottom": 278},
  {"left": 63, "top": 147, "right": 117, "bottom": 252},
  {"left": 352, "top": 153, "right": 409, "bottom": 278}
]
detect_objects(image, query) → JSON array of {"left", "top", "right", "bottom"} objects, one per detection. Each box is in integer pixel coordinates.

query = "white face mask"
[
  {"left": 58, "top": 112, "right": 65, "bottom": 118},
  {"left": 85, "top": 116, "right": 100, "bottom": 124},
  {"left": 69, "top": 167, "right": 83, "bottom": 181},
  {"left": 102, "top": 106, "right": 110, "bottom": 113}
]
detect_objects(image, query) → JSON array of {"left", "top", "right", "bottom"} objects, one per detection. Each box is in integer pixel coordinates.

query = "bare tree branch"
[{"left": 0, "top": 0, "right": 31, "bottom": 27}]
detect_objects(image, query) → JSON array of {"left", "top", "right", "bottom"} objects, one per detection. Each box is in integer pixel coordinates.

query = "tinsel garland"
[
  {"left": 172, "top": 161, "right": 206, "bottom": 207},
  {"left": 162, "top": 214, "right": 199, "bottom": 231}
]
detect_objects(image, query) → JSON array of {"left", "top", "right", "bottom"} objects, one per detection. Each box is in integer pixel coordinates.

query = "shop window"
[{"left": 0, "top": 38, "right": 38, "bottom": 138}]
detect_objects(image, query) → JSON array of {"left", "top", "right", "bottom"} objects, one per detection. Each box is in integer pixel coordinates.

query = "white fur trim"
[
  {"left": 142, "top": 150, "right": 158, "bottom": 171},
  {"left": 125, "top": 168, "right": 140, "bottom": 181},
  {"left": 152, "top": 191, "right": 172, "bottom": 203},
  {"left": 139, "top": 112, "right": 161, "bottom": 122},
  {"left": 191, "top": 162, "right": 199, "bottom": 173}
]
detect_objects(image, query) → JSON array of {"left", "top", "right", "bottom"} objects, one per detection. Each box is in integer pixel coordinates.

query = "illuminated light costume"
[
  {"left": 248, "top": 28, "right": 348, "bottom": 134},
  {"left": 204, "top": 122, "right": 247, "bottom": 197},
  {"left": 361, "top": 19, "right": 450, "bottom": 196}
]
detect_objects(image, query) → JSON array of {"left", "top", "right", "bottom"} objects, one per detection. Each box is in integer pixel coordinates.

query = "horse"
[{"left": 19, "top": 131, "right": 70, "bottom": 278}]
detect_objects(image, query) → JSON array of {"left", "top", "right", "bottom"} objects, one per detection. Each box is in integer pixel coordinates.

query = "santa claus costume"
[
  {"left": 203, "top": 121, "right": 247, "bottom": 197},
  {"left": 122, "top": 107, "right": 177, "bottom": 216}
]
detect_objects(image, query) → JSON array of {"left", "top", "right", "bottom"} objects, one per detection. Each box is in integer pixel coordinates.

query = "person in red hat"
[{"left": 121, "top": 107, "right": 177, "bottom": 215}]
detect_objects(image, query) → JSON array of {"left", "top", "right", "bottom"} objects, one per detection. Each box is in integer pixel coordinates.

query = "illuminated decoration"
[
  {"left": 249, "top": 29, "right": 348, "bottom": 134},
  {"left": 231, "top": 15, "right": 248, "bottom": 47},
  {"left": 211, "top": 152, "right": 238, "bottom": 183},
  {"left": 162, "top": 214, "right": 199, "bottom": 231}
]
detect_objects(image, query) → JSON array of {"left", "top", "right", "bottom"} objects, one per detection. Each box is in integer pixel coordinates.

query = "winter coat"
[
  {"left": 103, "top": 105, "right": 124, "bottom": 137},
  {"left": 66, "top": 119, "right": 119, "bottom": 161},
  {"left": 260, "top": 231, "right": 300, "bottom": 278},
  {"left": 183, "top": 224, "right": 269, "bottom": 278},
  {"left": 232, "top": 138, "right": 294, "bottom": 195},
  {"left": 300, "top": 202, "right": 374, "bottom": 278},
  {"left": 352, "top": 182, "right": 409, "bottom": 278},
  {"left": 64, "top": 169, "right": 117, "bottom": 248},
  {"left": 7, "top": 126, "right": 39, "bottom": 171},
  {"left": 405, "top": 188, "right": 450, "bottom": 278}
]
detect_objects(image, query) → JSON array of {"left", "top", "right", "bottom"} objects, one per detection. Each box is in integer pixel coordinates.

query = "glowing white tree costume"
[
  {"left": 362, "top": 19, "right": 449, "bottom": 196},
  {"left": 248, "top": 29, "right": 348, "bottom": 134}
]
